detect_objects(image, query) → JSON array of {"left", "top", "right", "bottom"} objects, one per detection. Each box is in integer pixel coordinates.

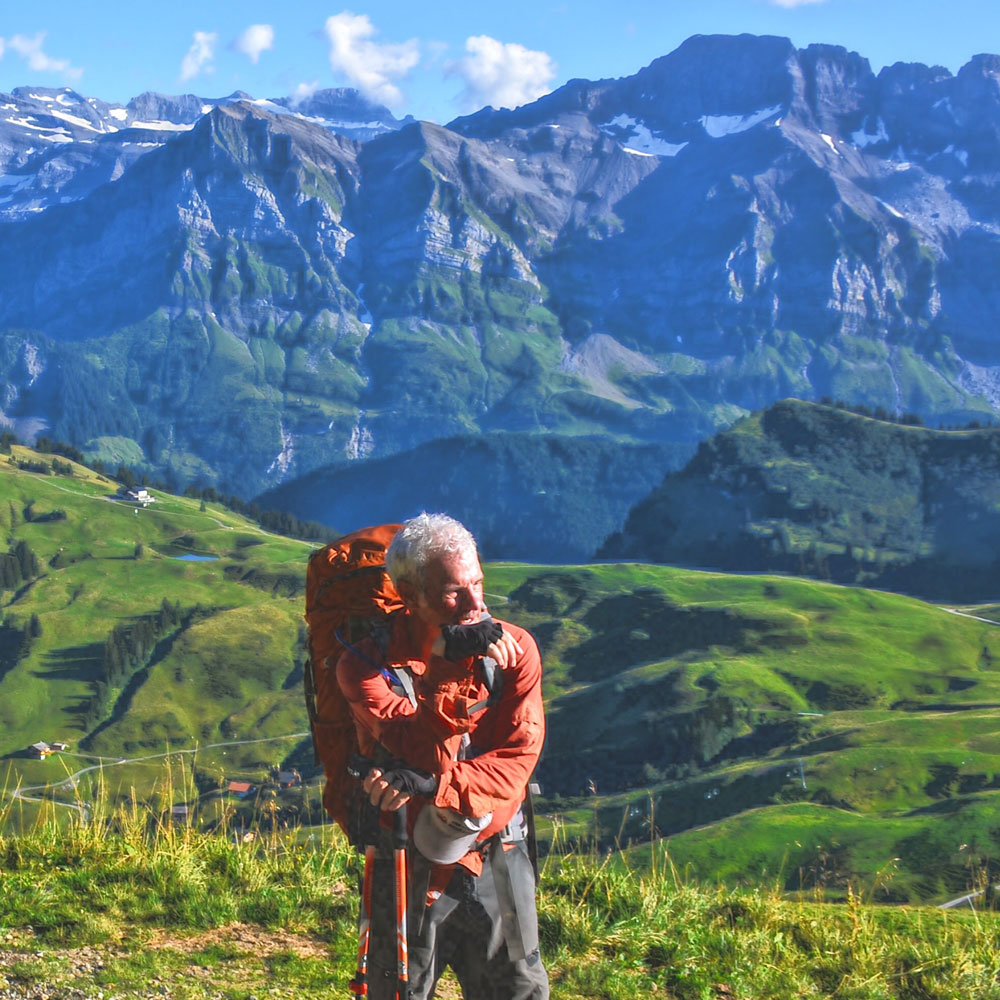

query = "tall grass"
[
  {"left": 539, "top": 844, "right": 1000, "bottom": 998},
  {"left": 0, "top": 763, "right": 357, "bottom": 945},
  {"left": 2, "top": 775, "right": 999, "bottom": 999}
]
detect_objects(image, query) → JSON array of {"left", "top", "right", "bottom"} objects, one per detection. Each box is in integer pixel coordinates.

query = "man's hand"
[
  {"left": 364, "top": 765, "right": 437, "bottom": 811},
  {"left": 440, "top": 619, "right": 503, "bottom": 660},
  {"left": 484, "top": 630, "right": 523, "bottom": 669},
  {"left": 438, "top": 617, "right": 524, "bottom": 668}
]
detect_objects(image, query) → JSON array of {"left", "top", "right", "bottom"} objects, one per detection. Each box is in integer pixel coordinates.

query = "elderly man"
[{"left": 336, "top": 513, "right": 548, "bottom": 1000}]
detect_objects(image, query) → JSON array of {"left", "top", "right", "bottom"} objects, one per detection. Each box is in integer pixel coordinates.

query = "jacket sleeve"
[
  {"left": 433, "top": 622, "right": 545, "bottom": 823},
  {"left": 336, "top": 647, "right": 451, "bottom": 773}
]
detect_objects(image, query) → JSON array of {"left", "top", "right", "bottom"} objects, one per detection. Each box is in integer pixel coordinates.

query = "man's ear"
[{"left": 396, "top": 578, "right": 420, "bottom": 608}]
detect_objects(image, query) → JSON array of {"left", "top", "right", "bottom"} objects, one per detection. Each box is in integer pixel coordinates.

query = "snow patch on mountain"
[
  {"left": 9, "top": 116, "right": 60, "bottom": 133},
  {"left": 251, "top": 95, "right": 398, "bottom": 137},
  {"left": 599, "top": 114, "right": 687, "bottom": 157},
  {"left": 305, "top": 117, "right": 392, "bottom": 131},
  {"left": 128, "top": 120, "right": 196, "bottom": 132},
  {"left": 700, "top": 105, "right": 782, "bottom": 138},
  {"left": 852, "top": 116, "right": 889, "bottom": 148},
  {"left": 49, "top": 109, "right": 99, "bottom": 131}
]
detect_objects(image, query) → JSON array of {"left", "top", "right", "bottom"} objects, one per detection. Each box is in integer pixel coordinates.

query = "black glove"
[
  {"left": 381, "top": 766, "right": 438, "bottom": 797},
  {"left": 441, "top": 618, "right": 503, "bottom": 660},
  {"left": 347, "top": 753, "right": 375, "bottom": 780}
]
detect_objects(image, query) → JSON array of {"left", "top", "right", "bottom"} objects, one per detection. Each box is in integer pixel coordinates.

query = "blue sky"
[{"left": 0, "top": 1, "right": 997, "bottom": 123}]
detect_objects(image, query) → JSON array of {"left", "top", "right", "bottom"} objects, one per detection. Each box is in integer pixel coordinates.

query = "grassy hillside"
[
  {"left": 0, "top": 444, "right": 314, "bottom": 809},
  {"left": 1, "top": 804, "right": 998, "bottom": 1000},
  {"left": 2, "top": 449, "right": 1000, "bottom": 905},
  {"left": 601, "top": 398, "right": 1000, "bottom": 599},
  {"left": 484, "top": 563, "right": 1000, "bottom": 903},
  {"left": 255, "top": 431, "right": 690, "bottom": 563}
]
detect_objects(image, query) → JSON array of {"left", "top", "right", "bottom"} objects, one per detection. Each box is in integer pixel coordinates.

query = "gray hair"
[{"left": 386, "top": 513, "right": 478, "bottom": 591}]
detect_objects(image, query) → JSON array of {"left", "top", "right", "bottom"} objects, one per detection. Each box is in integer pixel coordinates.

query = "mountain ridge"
[
  {"left": 601, "top": 398, "right": 1000, "bottom": 600},
  {"left": 3, "top": 34, "right": 1000, "bottom": 503}
]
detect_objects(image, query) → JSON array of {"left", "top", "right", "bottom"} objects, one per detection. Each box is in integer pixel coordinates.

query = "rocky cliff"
[{"left": 2, "top": 35, "right": 1000, "bottom": 502}]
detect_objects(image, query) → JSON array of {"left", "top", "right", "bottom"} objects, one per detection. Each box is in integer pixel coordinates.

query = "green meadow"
[
  {"left": 1, "top": 796, "right": 998, "bottom": 999},
  {"left": 1, "top": 448, "right": 999, "bottom": 908},
  {"left": 0, "top": 446, "right": 312, "bottom": 805},
  {"left": 487, "top": 564, "right": 1000, "bottom": 903}
]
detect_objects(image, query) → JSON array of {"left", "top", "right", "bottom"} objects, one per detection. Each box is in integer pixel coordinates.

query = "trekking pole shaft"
[
  {"left": 393, "top": 805, "right": 409, "bottom": 1000},
  {"left": 350, "top": 844, "right": 375, "bottom": 999}
]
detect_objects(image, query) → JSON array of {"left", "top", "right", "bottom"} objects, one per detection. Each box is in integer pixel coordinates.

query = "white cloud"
[
  {"left": 323, "top": 11, "right": 418, "bottom": 108},
  {"left": 291, "top": 81, "right": 320, "bottom": 107},
  {"left": 452, "top": 35, "right": 556, "bottom": 113},
  {"left": 7, "top": 32, "right": 83, "bottom": 80},
  {"left": 768, "top": 0, "right": 826, "bottom": 6},
  {"left": 233, "top": 24, "right": 274, "bottom": 65},
  {"left": 0, "top": 38, "right": 5, "bottom": 60},
  {"left": 180, "top": 31, "right": 217, "bottom": 83}
]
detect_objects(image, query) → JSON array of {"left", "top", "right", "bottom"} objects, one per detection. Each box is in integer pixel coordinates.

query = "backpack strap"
[
  {"left": 467, "top": 655, "right": 504, "bottom": 715},
  {"left": 335, "top": 621, "right": 417, "bottom": 709},
  {"left": 302, "top": 654, "right": 321, "bottom": 765},
  {"left": 524, "top": 781, "right": 540, "bottom": 881}
]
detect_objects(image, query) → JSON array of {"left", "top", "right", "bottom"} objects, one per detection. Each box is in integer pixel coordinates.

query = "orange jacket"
[{"left": 336, "top": 611, "right": 545, "bottom": 872}]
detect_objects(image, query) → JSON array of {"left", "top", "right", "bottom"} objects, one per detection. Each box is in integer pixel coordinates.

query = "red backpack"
[{"left": 303, "top": 524, "right": 404, "bottom": 833}]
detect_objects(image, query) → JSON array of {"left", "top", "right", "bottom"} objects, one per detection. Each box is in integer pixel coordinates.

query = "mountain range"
[{"left": 3, "top": 34, "right": 1000, "bottom": 533}]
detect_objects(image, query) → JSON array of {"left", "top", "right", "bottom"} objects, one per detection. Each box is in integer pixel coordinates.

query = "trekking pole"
[
  {"left": 392, "top": 803, "right": 410, "bottom": 1000},
  {"left": 349, "top": 842, "right": 375, "bottom": 999},
  {"left": 346, "top": 754, "right": 378, "bottom": 1000}
]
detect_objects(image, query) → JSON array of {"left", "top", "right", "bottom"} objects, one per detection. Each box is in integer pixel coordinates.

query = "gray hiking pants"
[{"left": 363, "top": 839, "right": 549, "bottom": 1000}]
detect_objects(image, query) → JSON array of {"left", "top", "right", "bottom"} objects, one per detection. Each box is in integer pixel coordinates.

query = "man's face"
[{"left": 409, "top": 548, "right": 485, "bottom": 630}]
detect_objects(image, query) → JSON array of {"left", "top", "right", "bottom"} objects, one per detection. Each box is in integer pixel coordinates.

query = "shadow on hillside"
[
  {"left": 890, "top": 700, "right": 1000, "bottom": 712},
  {"left": 568, "top": 589, "right": 766, "bottom": 684},
  {"left": 905, "top": 796, "right": 987, "bottom": 816},
  {"left": 279, "top": 735, "right": 323, "bottom": 781},
  {"left": 83, "top": 629, "right": 186, "bottom": 747},
  {"left": 36, "top": 641, "right": 105, "bottom": 684},
  {"left": 6, "top": 575, "right": 44, "bottom": 607},
  {"left": 508, "top": 576, "right": 771, "bottom": 686}
]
